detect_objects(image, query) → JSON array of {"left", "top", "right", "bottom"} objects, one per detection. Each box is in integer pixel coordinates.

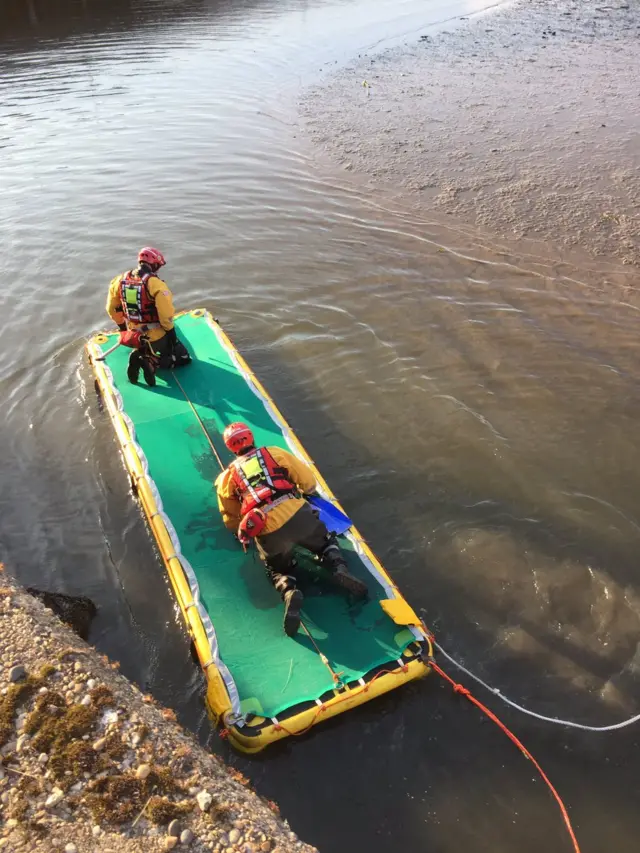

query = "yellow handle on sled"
[{"left": 379, "top": 598, "right": 421, "bottom": 626}]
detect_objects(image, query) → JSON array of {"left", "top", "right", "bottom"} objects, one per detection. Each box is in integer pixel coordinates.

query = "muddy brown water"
[{"left": 1, "top": 1, "right": 639, "bottom": 851}]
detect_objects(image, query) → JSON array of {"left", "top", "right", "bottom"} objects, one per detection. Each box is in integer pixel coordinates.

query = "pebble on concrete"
[
  {"left": 196, "top": 790, "right": 213, "bottom": 812},
  {"left": 8, "top": 664, "right": 26, "bottom": 682},
  {"left": 180, "top": 828, "right": 194, "bottom": 845},
  {"left": 135, "top": 763, "right": 151, "bottom": 780}
]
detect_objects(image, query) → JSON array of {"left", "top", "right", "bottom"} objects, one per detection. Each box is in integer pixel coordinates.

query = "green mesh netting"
[{"left": 97, "top": 312, "right": 414, "bottom": 719}]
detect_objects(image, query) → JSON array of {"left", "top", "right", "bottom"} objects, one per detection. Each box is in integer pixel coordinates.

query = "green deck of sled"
[{"left": 99, "top": 313, "right": 413, "bottom": 719}]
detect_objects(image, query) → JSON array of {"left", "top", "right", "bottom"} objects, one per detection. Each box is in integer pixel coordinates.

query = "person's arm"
[
  {"left": 106, "top": 276, "right": 126, "bottom": 328},
  {"left": 271, "top": 448, "right": 317, "bottom": 495},
  {"left": 215, "top": 471, "right": 242, "bottom": 532},
  {"left": 147, "top": 276, "right": 175, "bottom": 332}
]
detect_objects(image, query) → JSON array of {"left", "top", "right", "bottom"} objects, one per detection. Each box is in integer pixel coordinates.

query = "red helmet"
[
  {"left": 138, "top": 246, "right": 166, "bottom": 268},
  {"left": 223, "top": 422, "right": 254, "bottom": 454}
]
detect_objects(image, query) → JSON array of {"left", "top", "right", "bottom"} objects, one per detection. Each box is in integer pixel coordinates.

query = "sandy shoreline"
[
  {"left": 301, "top": 0, "right": 640, "bottom": 265},
  {"left": 0, "top": 572, "right": 316, "bottom": 853}
]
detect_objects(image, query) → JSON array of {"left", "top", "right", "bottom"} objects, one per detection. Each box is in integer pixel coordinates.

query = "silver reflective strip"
[
  {"left": 233, "top": 457, "right": 262, "bottom": 506},
  {"left": 262, "top": 494, "right": 296, "bottom": 514},
  {"left": 256, "top": 449, "right": 276, "bottom": 489}
]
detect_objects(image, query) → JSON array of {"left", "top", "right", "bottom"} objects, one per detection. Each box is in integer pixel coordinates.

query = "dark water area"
[{"left": 1, "top": 0, "right": 639, "bottom": 851}]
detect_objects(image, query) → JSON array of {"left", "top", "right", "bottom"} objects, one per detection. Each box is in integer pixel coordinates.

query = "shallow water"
[{"left": 1, "top": 0, "right": 639, "bottom": 851}]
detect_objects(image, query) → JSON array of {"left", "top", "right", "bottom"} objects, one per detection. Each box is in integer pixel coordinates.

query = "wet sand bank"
[{"left": 301, "top": 0, "right": 640, "bottom": 264}]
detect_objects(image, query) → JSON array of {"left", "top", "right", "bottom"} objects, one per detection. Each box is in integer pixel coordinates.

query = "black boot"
[
  {"left": 127, "top": 351, "right": 141, "bottom": 384},
  {"left": 140, "top": 356, "right": 157, "bottom": 387},
  {"left": 283, "top": 589, "right": 303, "bottom": 637},
  {"left": 321, "top": 536, "right": 368, "bottom": 600},
  {"left": 330, "top": 569, "right": 368, "bottom": 600}
]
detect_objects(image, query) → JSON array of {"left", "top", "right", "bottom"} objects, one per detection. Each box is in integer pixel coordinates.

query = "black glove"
[{"left": 118, "top": 323, "right": 127, "bottom": 332}]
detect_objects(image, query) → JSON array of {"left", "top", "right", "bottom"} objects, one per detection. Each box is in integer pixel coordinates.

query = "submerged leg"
[
  {"left": 319, "top": 534, "right": 368, "bottom": 599},
  {"left": 294, "top": 507, "right": 369, "bottom": 600}
]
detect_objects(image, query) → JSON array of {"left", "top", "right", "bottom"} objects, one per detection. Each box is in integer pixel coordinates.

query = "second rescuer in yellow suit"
[
  {"left": 106, "top": 246, "right": 191, "bottom": 386},
  {"left": 106, "top": 271, "right": 176, "bottom": 345},
  {"left": 215, "top": 422, "right": 367, "bottom": 637}
]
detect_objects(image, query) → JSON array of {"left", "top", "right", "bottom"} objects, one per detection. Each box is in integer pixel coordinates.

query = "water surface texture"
[{"left": 1, "top": 1, "right": 639, "bottom": 851}]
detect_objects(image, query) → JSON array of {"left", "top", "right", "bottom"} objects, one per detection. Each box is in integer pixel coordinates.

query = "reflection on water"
[{"left": 1, "top": 1, "right": 639, "bottom": 852}]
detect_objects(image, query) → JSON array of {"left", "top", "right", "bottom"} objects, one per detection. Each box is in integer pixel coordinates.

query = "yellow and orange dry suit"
[
  {"left": 215, "top": 446, "right": 316, "bottom": 536},
  {"left": 106, "top": 269, "right": 175, "bottom": 344}
]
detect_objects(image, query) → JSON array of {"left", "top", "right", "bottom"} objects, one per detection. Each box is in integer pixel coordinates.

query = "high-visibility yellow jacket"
[
  {"left": 215, "top": 446, "right": 317, "bottom": 535},
  {"left": 106, "top": 270, "right": 175, "bottom": 343}
]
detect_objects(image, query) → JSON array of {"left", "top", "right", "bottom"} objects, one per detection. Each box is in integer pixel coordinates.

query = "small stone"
[
  {"left": 69, "top": 782, "right": 83, "bottom": 794},
  {"left": 74, "top": 662, "right": 83, "bottom": 671},
  {"left": 16, "top": 734, "right": 30, "bottom": 752},
  {"left": 65, "top": 845, "right": 78, "bottom": 853},
  {"left": 180, "top": 829, "right": 194, "bottom": 845},
  {"left": 45, "top": 788, "right": 65, "bottom": 808},
  {"left": 0, "top": 766, "right": 4, "bottom": 780},
  {"left": 168, "top": 820, "right": 181, "bottom": 837},
  {"left": 80, "top": 695, "right": 92, "bottom": 706},
  {"left": 229, "top": 829, "right": 242, "bottom": 844},
  {"left": 92, "top": 826, "right": 102, "bottom": 838},
  {"left": 38, "top": 753, "right": 49, "bottom": 765},
  {"left": 9, "top": 665, "right": 26, "bottom": 683},
  {"left": 39, "top": 686, "right": 48, "bottom": 694},
  {"left": 0, "top": 740, "right": 16, "bottom": 756},
  {"left": 73, "top": 682, "right": 84, "bottom": 693},
  {"left": 131, "top": 733, "right": 141, "bottom": 747},
  {"left": 164, "top": 839, "right": 178, "bottom": 851},
  {"left": 196, "top": 790, "right": 212, "bottom": 812},
  {"left": 135, "top": 763, "right": 151, "bottom": 780},
  {"left": 260, "top": 843, "right": 272, "bottom": 852},
  {"left": 5, "top": 819, "right": 18, "bottom": 829},
  {"left": 1, "top": 791, "right": 9, "bottom": 804},
  {"left": 16, "top": 713, "right": 28, "bottom": 731},
  {"left": 87, "top": 678, "right": 97, "bottom": 690},
  {"left": 92, "top": 738, "right": 107, "bottom": 751}
]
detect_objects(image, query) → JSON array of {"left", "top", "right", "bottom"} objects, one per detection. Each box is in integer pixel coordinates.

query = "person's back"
[
  {"left": 106, "top": 246, "right": 191, "bottom": 385},
  {"left": 216, "top": 442, "right": 315, "bottom": 537}
]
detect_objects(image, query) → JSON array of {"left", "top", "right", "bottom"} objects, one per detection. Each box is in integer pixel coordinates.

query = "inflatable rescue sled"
[{"left": 87, "top": 310, "right": 430, "bottom": 752}]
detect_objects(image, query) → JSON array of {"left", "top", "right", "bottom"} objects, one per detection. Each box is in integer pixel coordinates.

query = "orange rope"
[
  {"left": 428, "top": 656, "right": 581, "bottom": 853},
  {"left": 258, "top": 642, "right": 581, "bottom": 852}
]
